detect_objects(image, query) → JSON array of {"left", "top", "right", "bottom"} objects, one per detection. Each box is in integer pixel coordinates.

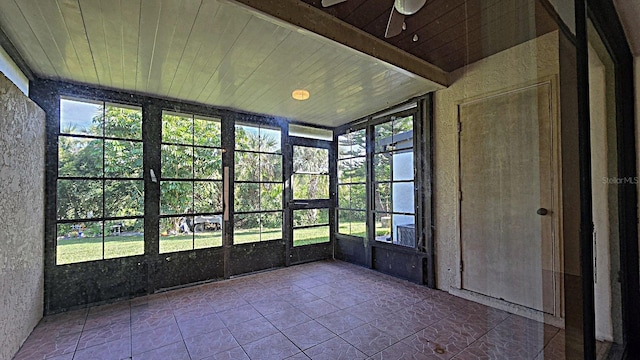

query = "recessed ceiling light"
[{"left": 292, "top": 89, "right": 310, "bottom": 101}]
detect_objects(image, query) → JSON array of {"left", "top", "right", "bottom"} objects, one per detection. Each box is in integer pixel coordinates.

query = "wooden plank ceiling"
[
  {"left": 0, "top": 0, "right": 443, "bottom": 127},
  {"left": 301, "top": 0, "right": 559, "bottom": 72},
  {"left": 0, "top": 0, "right": 559, "bottom": 126}
]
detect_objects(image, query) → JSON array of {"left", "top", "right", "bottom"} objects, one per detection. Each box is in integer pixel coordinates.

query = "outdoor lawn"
[{"left": 56, "top": 226, "right": 342, "bottom": 265}]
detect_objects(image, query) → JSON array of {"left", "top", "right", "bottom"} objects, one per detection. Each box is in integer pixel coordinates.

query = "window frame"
[
  {"left": 56, "top": 97, "right": 145, "bottom": 265},
  {"left": 336, "top": 128, "right": 368, "bottom": 239},
  {"left": 232, "top": 121, "right": 284, "bottom": 245},
  {"left": 371, "top": 114, "right": 417, "bottom": 248},
  {"left": 158, "top": 111, "right": 224, "bottom": 253}
]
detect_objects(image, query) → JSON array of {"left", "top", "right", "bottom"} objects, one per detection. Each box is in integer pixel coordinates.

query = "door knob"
[{"left": 537, "top": 208, "right": 549, "bottom": 216}]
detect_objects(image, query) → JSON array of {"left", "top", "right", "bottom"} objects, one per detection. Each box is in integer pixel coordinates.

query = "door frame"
[
  {"left": 285, "top": 136, "right": 335, "bottom": 265},
  {"left": 578, "top": 0, "right": 640, "bottom": 357}
]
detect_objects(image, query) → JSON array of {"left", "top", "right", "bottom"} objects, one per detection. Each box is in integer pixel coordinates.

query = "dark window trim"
[
  {"left": 333, "top": 96, "right": 433, "bottom": 287},
  {"left": 582, "top": 0, "right": 640, "bottom": 358}
]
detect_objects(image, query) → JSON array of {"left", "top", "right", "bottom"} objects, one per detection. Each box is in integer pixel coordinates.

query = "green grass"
[
  {"left": 337, "top": 221, "right": 367, "bottom": 238},
  {"left": 57, "top": 225, "right": 338, "bottom": 264}
]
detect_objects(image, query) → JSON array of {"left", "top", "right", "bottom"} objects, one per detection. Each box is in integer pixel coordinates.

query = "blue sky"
[{"left": 60, "top": 99, "right": 101, "bottom": 132}]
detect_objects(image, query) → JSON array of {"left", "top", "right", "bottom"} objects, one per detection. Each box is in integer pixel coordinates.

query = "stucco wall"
[
  {"left": 0, "top": 72, "right": 45, "bottom": 360},
  {"left": 432, "top": 31, "right": 560, "bottom": 291}
]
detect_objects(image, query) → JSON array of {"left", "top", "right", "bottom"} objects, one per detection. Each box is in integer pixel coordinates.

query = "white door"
[{"left": 459, "top": 83, "right": 555, "bottom": 314}]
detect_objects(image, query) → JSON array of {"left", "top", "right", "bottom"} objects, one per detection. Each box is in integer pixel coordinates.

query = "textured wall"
[
  {"left": 432, "top": 31, "right": 560, "bottom": 291},
  {"left": 0, "top": 72, "right": 45, "bottom": 360}
]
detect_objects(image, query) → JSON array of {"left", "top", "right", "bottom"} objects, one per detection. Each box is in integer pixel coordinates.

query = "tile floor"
[{"left": 14, "top": 260, "right": 582, "bottom": 359}]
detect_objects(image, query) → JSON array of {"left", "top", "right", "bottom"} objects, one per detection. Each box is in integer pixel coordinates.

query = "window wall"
[
  {"left": 373, "top": 116, "right": 415, "bottom": 247},
  {"left": 335, "top": 112, "right": 418, "bottom": 247},
  {"left": 159, "top": 112, "right": 223, "bottom": 253},
  {"left": 57, "top": 99, "right": 144, "bottom": 264},
  {"left": 291, "top": 145, "right": 331, "bottom": 246},
  {"left": 337, "top": 129, "right": 367, "bottom": 238},
  {"left": 233, "top": 123, "right": 283, "bottom": 244}
]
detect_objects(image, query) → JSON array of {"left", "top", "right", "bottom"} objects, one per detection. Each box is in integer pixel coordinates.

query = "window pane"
[
  {"left": 104, "top": 219, "right": 144, "bottom": 258},
  {"left": 393, "top": 182, "right": 415, "bottom": 214},
  {"left": 193, "top": 214, "right": 223, "bottom": 232},
  {"left": 338, "top": 130, "right": 366, "bottom": 159},
  {"left": 60, "top": 99, "right": 103, "bottom": 136},
  {"left": 338, "top": 159, "right": 350, "bottom": 183},
  {"left": 162, "top": 145, "right": 193, "bottom": 179},
  {"left": 294, "top": 209, "right": 329, "bottom": 227},
  {"left": 261, "top": 213, "right": 282, "bottom": 241},
  {"left": 260, "top": 183, "right": 282, "bottom": 211},
  {"left": 393, "top": 151, "right": 414, "bottom": 181},
  {"left": 293, "top": 174, "right": 329, "bottom": 199},
  {"left": 375, "top": 213, "right": 392, "bottom": 243},
  {"left": 351, "top": 130, "right": 366, "bottom": 156},
  {"left": 393, "top": 116, "right": 413, "bottom": 137},
  {"left": 294, "top": 226, "right": 329, "bottom": 246},
  {"left": 394, "top": 216, "right": 415, "bottom": 248},
  {"left": 374, "top": 182, "right": 391, "bottom": 212},
  {"left": 339, "top": 157, "right": 367, "bottom": 184},
  {"left": 234, "top": 183, "right": 259, "bottom": 212},
  {"left": 338, "top": 210, "right": 366, "bottom": 238},
  {"left": 194, "top": 117, "right": 221, "bottom": 147},
  {"left": 194, "top": 147, "right": 222, "bottom": 180},
  {"left": 105, "top": 180, "right": 144, "bottom": 217},
  {"left": 194, "top": 231, "right": 222, "bottom": 249},
  {"left": 338, "top": 134, "right": 351, "bottom": 159},
  {"left": 104, "top": 105, "right": 142, "bottom": 140},
  {"left": 160, "top": 181, "right": 192, "bottom": 215},
  {"left": 351, "top": 157, "right": 366, "bottom": 183},
  {"left": 234, "top": 213, "right": 261, "bottom": 244},
  {"left": 58, "top": 136, "right": 103, "bottom": 178},
  {"left": 375, "top": 122, "right": 393, "bottom": 153},
  {"left": 105, "top": 140, "right": 143, "bottom": 178},
  {"left": 260, "top": 154, "right": 282, "bottom": 182},
  {"left": 338, "top": 185, "right": 350, "bottom": 208},
  {"left": 159, "top": 217, "right": 193, "bottom": 253},
  {"left": 374, "top": 154, "right": 391, "bottom": 182},
  {"left": 194, "top": 215, "right": 222, "bottom": 249},
  {"left": 235, "top": 152, "right": 259, "bottom": 181},
  {"left": 351, "top": 184, "right": 366, "bottom": 210},
  {"left": 293, "top": 146, "right": 328, "bottom": 174},
  {"left": 56, "top": 221, "right": 103, "bottom": 264},
  {"left": 235, "top": 125, "right": 259, "bottom": 151},
  {"left": 57, "top": 179, "right": 103, "bottom": 220},
  {"left": 260, "top": 128, "right": 281, "bottom": 153},
  {"left": 162, "top": 113, "right": 193, "bottom": 145},
  {"left": 194, "top": 181, "right": 222, "bottom": 213}
]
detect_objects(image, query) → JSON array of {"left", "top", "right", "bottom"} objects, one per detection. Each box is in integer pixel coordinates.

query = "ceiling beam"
[{"left": 226, "top": 0, "right": 450, "bottom": 87}]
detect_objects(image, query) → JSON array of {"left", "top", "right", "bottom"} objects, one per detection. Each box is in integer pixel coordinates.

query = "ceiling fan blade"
[
  {"left": 385, "top": 7, "right": 405, "bottom": 38},
  {"left": 321, "top": 0, "right": 348, "bottom": 7}
]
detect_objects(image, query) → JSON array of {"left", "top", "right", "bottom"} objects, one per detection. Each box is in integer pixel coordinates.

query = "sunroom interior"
[{"left": 1, "top": 0, "right": 639, "bottom": 359}]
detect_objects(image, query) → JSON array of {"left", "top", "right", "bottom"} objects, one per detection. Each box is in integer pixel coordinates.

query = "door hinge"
[
  {"left": 459, "top": 190, "right": 463, "bottom": 201},
  {"left": 457, "top": 121, "right": 462, "bottom": 133},
  {"left": 460, "top": 261, "right": 464, "bottom": 272}
]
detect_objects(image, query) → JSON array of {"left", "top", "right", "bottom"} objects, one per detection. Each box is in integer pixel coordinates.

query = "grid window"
[
  {"left": 293, "top": 146, "right": 329, "bottom": 200},
  {"left": 234, "top": 124, "right": 283, "bottom": 244},
  {"left": 56, "top": 99, "right": 144, "bottom": 264},
  {"left": 337, "top": 129, "right": 367, "bottom": 238},
  {"left": 293, "top": 209, "right": 330, "bottom": 246},
  {"left": 159, "top": 112, "right": 223, "bottom": 253},
  {"left": 373, "top": 116, "right": 416, "bottom": 247}
]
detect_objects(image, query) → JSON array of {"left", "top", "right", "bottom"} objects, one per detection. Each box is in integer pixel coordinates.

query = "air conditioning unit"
[{"left": 396, "top": 224, "right": 415, "bottom": 247}]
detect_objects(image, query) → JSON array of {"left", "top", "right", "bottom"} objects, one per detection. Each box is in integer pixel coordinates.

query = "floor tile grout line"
[{"left": 168, "top": 300, "right": 197, "bottom": 360}]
